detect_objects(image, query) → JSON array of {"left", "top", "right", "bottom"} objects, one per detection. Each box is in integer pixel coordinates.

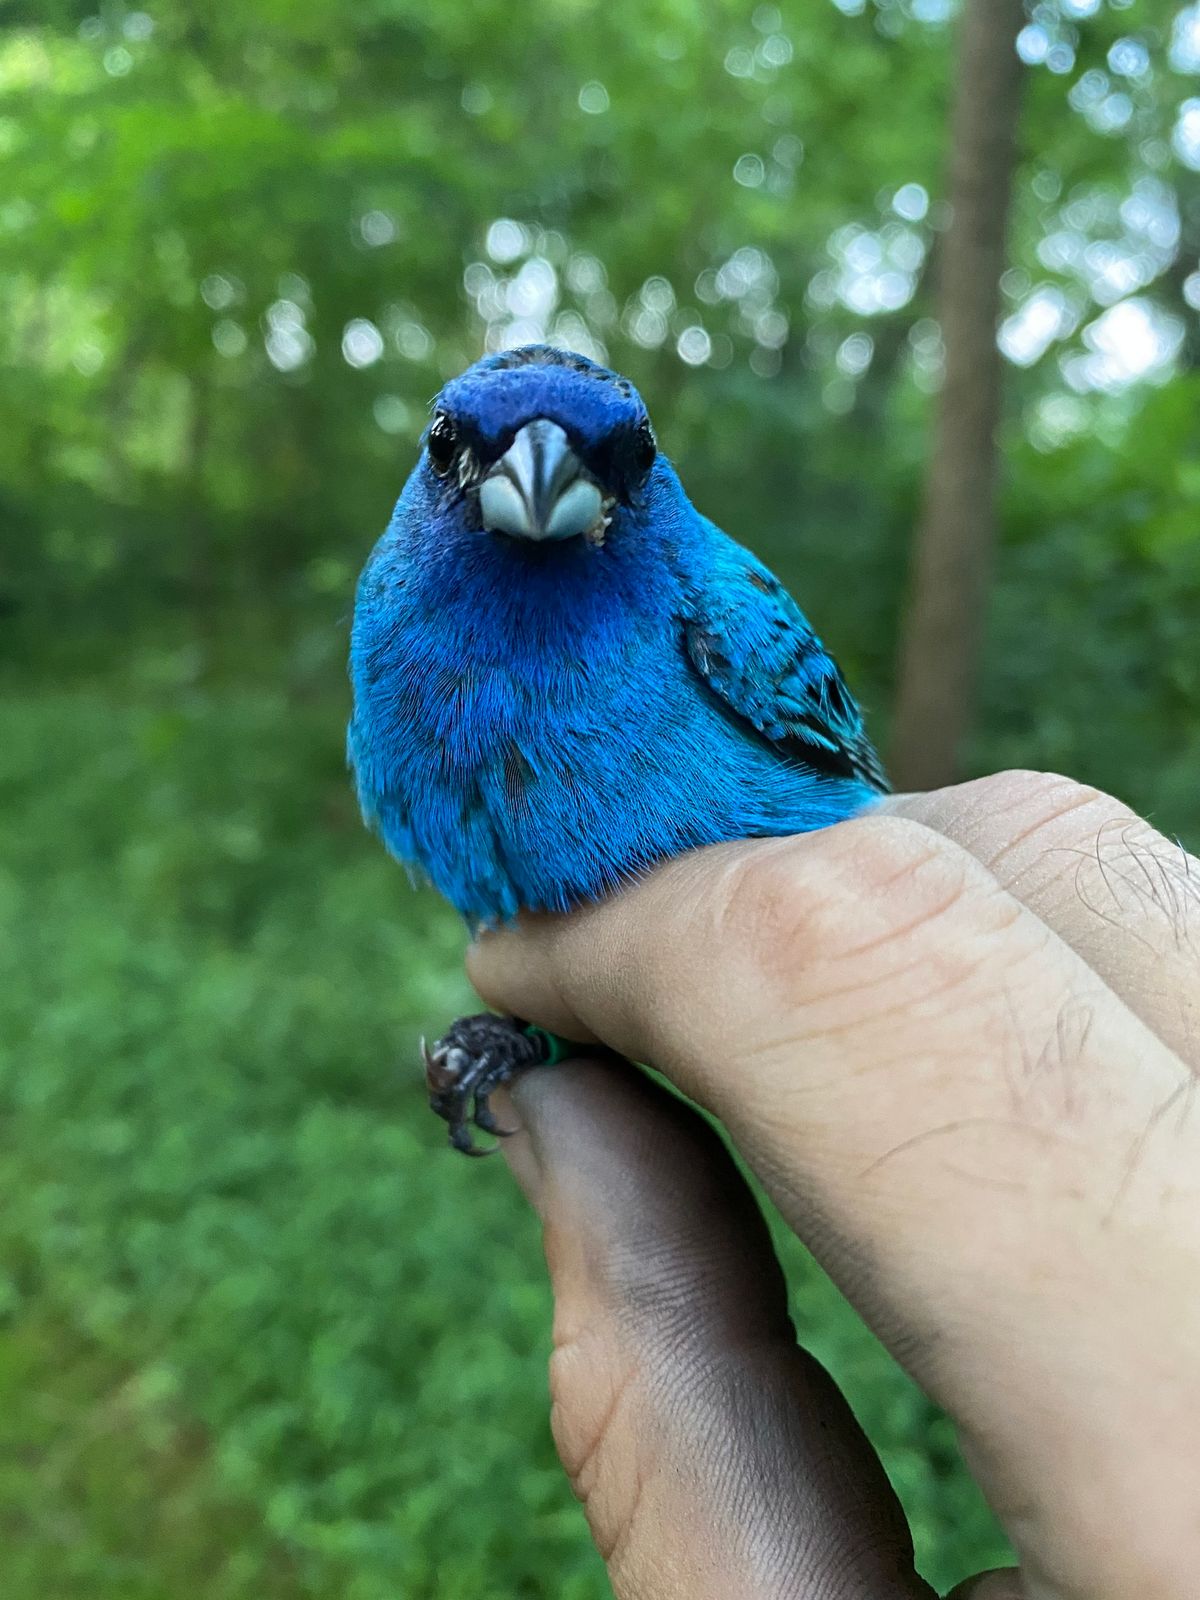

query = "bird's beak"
[{"left": 478, "top": 418, "right": 604, "bottom": 542}]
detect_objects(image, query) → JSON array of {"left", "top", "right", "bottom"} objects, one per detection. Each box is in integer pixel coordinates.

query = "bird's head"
[{"left": 416, "top": 345, "right": 658, "bottom": 547}]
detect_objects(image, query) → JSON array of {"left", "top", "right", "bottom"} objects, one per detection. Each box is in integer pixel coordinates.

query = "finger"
[
  {"left": 884, "top": 771, "right": 1200, "bottom": 1070},
  {"left": 471, "top": 819, "right": 1200, "bottom": 1598},
  {"left": 497, "top": 1054, "right": 933, "bottom": 1600}
]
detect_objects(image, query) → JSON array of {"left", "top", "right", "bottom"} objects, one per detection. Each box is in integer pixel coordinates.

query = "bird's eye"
[
  {"left": 631, "top": 418, "right": 657, "bottom": 478},
  {"left": 427, "top": 411, "right": 458, "bottom": 476}
]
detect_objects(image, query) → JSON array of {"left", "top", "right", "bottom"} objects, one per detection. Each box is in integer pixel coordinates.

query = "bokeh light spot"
[
  {"left": 1173, "top": 100, "right": 1200, "bottom": 169},
  {"left": 836, "top": 332, "right": 873, "bottom": 376},
  {"left": 1108, "top": 38, "right": 1149, "bottom": 79},
  {"left": 757, "top": 34, "right": 793, "bottom": 68},
  {"left": 1063, "top": 297, "right": 1184, "bottom": 393},
  {"left": 461, "top": 82, "right": 492, "bottom": 115},
  {"left": 212, "top": 320, "right": 247, "bottom": 358},
  {"left": 373, "top": 395, "right": 411, "bottom": 434},
  {"left": 676, "top": 325, "right": 712, "bottom": 366},
  {"left": 893, "top": 182, "right": 929, "bottom": 222},
  {"left": 264, "top": 302, "right": 314, "bottom": 372},
  {"left": 733, "top": 153, "right": 765, "bottom": 188},
  {"left": 578, "top": 80, "right": 609, "bottom": 115},
  {"left": 359, "top": 211, "right": 397, "bottom": 248},
  {"left": 1171, "top": 5, "right": 1200, "bottom": 72},
  {"left": 1017, "top": 25, "right": 1049, "bottom": 66},
  {"left": 999, "top": 285, "right": 1077, "bottom": 367},
  {"left": 485, "top": 219, "right": 526, "bottom": 265},
  {"left": 201, "top": 274, "right": 237, "bottom": 311},
  {"left": 342, "top": 319, "right": 385, "bottom": 369}
]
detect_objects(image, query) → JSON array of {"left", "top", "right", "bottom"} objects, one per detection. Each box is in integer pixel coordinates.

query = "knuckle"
[
  {"left": 716, "top": 817, "right": 984, "bottom": 987},
  {"left": 966, "top": 761, "right": 1120, "bottom": 864},
  {"left": 547, "top": 1335, "right": 647, "bottom": 1560},
  {"left": 714, "top": 839, "right": 822, "bottom": 953},
  {"left": 547, "top": 1337, "right": 627, "bottom": 1493},
  {"left": 984, "top": 767, "right": 1114, "bottom": 832},
  {"left": 990, "top": 766, "right": 1097, "bottom": 799},
  {"left": 832, "top": 813, "right": 971, "bottom": 906},
  {"left": 974, "top": 772, "right": 1198, "bottom": 941}
]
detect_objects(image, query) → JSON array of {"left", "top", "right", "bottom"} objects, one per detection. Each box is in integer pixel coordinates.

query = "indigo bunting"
[{"left": 348, "top": 345, "right": 886, "bottom": 1151}]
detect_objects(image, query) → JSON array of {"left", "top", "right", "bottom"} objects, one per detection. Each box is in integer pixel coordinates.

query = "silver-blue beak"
[{"left": 478, "top": 418, "right": 604, "bottom": 542}]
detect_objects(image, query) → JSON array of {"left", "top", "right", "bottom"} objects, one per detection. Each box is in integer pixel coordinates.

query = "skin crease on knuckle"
[
  {"left": 674, "top": 819, "right": 1061, "bottom": 1152},
  {"left": 547, "top": 1325, "right": 649, "bottom": 1568},
  {"left": 530, "top": 816, "right": 1033, "bottom": 1113},
  {"left": 714, "top": 816, "right": 1023, "bottom": 1002},
  {"left": 547, "top": 1294, "right": 932, "bottom": 1600}
]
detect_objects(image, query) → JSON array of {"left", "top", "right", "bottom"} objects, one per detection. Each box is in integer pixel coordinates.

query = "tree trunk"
[{"left": 888, "top": 0, "right": 1025, "bottom": 790}]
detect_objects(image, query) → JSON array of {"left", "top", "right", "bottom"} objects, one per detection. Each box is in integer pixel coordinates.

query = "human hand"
[{"left": 468, "top": 771, "right": 1200, "bottom": 1600}]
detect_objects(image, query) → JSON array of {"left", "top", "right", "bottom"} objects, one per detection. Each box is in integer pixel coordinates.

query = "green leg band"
[{"left": 522, "top": 1024, "right": 576, "bottom": 1067}]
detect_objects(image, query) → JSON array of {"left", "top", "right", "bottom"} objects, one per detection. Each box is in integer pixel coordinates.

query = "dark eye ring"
[
  {"left": 632, "top": 418, "right": 657, "bottom": 477},
  {"left": 427, "top": 411, "right": 458, "bottom": 476}
]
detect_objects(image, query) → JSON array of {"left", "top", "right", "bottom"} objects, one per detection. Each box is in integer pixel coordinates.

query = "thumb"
[{"left": 495, "top": 1053, "right": 934, "bottom": 1600}]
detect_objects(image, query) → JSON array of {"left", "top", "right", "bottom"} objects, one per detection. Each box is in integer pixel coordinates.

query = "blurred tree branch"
[{"left": 889, "top": 0, "right": 1026, "bottom": 789}]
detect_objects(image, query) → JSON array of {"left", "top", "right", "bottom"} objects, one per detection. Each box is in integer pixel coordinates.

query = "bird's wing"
[{"left": 680, "top": 531, "right": 889, "bottom": 793}]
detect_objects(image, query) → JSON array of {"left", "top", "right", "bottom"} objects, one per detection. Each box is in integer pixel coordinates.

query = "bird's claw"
[{"left": 422, "top": 1014, "right": 548, "bottom": 1155}]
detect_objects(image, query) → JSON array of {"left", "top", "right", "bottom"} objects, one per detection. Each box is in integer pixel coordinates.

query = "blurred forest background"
[{"left": 2, "top": 0, "right": 1198, "bottom": 1596}]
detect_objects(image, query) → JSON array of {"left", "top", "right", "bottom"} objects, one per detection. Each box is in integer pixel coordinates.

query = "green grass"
[{"left": 0, "top": 638, "right": 1009, "bottom": 1597}]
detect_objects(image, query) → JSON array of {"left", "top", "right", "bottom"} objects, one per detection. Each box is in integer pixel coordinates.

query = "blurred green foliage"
[
  {"left": 2, "top": 0, "right": 1198, "bottom": 1594},
  {"left": 0, "top": 670, "right": 1011, "bottom": 1597}
]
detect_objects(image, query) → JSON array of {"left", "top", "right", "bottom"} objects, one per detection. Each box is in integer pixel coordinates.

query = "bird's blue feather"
[
  {"left": 348, "top": 346, "right": 886, "bottom": 926},
  {"left": 681, "top": 524, "right": 888, "bottom": 792}
]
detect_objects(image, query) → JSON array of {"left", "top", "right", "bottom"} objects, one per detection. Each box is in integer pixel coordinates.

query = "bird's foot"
[{"left": 423, "top": 1013, "right": 556, "bottom": 1156}]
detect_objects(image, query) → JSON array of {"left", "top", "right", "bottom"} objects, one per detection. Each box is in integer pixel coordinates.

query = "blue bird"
[{"left": 348, "top": 345, "right": 886, "bottom": 1150}]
